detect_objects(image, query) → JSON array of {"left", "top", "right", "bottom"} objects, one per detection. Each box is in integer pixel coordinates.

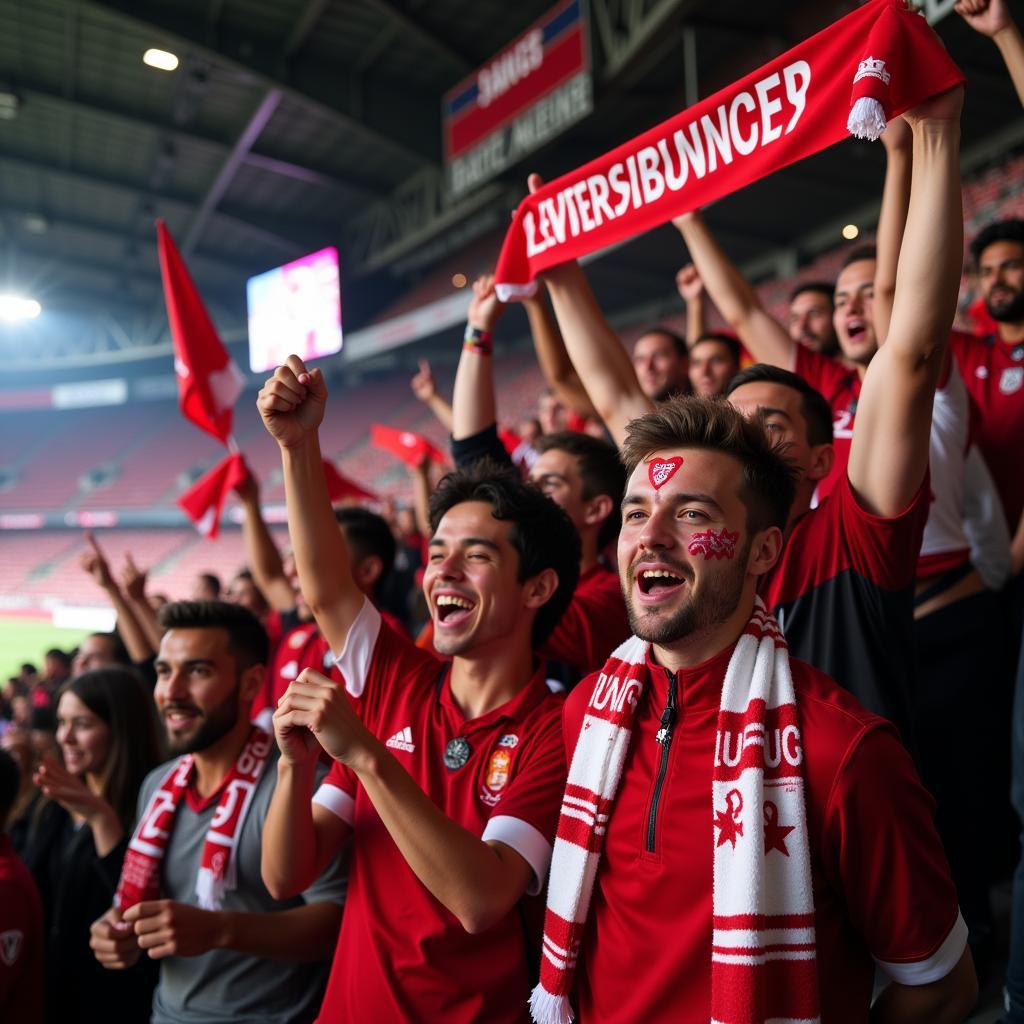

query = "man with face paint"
[
  {"left": 551, "top": 396, "right": 975, "bottom": 1022},
  {"left": 536, "top": 88, "right": 963, "bottom": 739}
]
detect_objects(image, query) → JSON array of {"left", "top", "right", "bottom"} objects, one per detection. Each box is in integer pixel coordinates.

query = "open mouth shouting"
[
  {"left": 634, "top": 563, "right": 690, "bottom": 605},
  {"left": 433, "top": 591, "right": 477, "bottom": 630},
  {"left": 844, "top": 318, "right": 868, "bottom": 341}
]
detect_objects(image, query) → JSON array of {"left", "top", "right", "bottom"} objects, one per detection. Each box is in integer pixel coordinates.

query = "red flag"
[
  {"left": 322, "top": 460, "right": 379, "bottom": 503},
  {"left": 178, "top": 452, "right": 250, "bottom": 539},
  {"left": 157, "top": 220, "right": 245, "bottom": 445},
  {"left": 370, "top": 425, "right": 446, "bottom": 468}
]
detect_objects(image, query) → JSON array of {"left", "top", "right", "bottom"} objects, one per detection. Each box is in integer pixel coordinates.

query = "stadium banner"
[
  {"left": 443, "top": 0, "right": 592, "bottom": 199},
  {"left": 493, "top": 0, "right": 964, "bottom": 298},
  {"left": 52, "top": 378, "right": 127, "bottom": 409}
]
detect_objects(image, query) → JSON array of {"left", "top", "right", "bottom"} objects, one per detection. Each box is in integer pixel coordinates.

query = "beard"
[
  {"left": 623, "top": 542, "right": 749, "bottom": 645},
  {"left": 164, "top": 685, "right": 240, "bottom": 756},
  {"left": 986, "top": 286, "right": 1024, "bottom": 324}
]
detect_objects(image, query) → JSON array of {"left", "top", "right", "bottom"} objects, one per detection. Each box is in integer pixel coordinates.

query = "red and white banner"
[
  {"left": 495, "top": 0, "right": 963, "bottom": 297},
  {"left": 443, "top": 0, "right": 592, "bottom": 197},
  {"left": 158, "top": 220, "right": 246, "bottom": 446}
]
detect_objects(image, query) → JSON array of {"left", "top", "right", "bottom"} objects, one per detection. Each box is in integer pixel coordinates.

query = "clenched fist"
[{"left": 257, "top": 354, "right": 328, "bottom": 450}]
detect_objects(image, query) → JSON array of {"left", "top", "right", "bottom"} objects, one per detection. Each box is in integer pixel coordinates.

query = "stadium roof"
[{"left": 0, "top": 0, "right": 1022, "bottom": 375}]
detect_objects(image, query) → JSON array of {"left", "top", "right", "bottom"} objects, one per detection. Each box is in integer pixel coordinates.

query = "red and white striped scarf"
[
  {"left": 531, "top": 600, "right": 818, "bottom": 1024},
  {"left": 115, "top": 725, "right": 274, "bottom": 912}
]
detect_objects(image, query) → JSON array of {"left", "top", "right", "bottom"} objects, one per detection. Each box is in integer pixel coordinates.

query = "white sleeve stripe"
[
  {"left": 482, "top": 815, "right": 553, "bottom": 897},
  {"left": 312, "top": 783, "right": 356, "bottom": 825},
  {"left": 332, "top": 597, "right": 381, "bottom": 698},
  {"left": 874, "top": 910, "right": 968, "bottom": 985}
]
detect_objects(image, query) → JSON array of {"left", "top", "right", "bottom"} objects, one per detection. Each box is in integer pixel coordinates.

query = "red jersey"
[
  {"left": 254, "top": 610, "right": 410, "bottom": 725},
  {"left": 541, "top": 564, "right": 631, "bottom": 677},
  {"left": 793, "top": 347, "right": 862, "bottom": 501},
  {"left": 313, "top": 600, "right": 567, "bottom": 1023},
  {"left": 949, "top": 329, "right": 1024, "bottom": 530},
  {"left": 0, "top": 836, "right": 44, "bottom": 1023},
  {"left": 563, "top": 645, "right": 964, "bottom": 1023},
  {"left": 761, "top": 473, "right": 929, "bottom": 741}
]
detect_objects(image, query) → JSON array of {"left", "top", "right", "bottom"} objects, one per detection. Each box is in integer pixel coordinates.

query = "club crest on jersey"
[
  {"left": 497, "top": 733, "right": 519, "bottom": 749},
  {"left": 485, "top": 749, "right": 512, "bottom": 791},
  {"left": 1000, "top": 367, "right": 1023, "bottom": 395},
  {"left": 648, "top": 456, "right": 683, "bottom": 489},
  {"left": 0, "top": 930, "right": 23, "bottom": 967}
]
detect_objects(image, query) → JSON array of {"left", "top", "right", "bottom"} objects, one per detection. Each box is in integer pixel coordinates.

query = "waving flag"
[
  {"left": 322, "top": 459, "right": 379, "bottom": 503},
  {"left": 158, "top": 220, "right": 246, "bottom": 445},
  {"left": 178, "top": 452, "right": 250, "bottom": 540},
  {"left": 370, "top": 425, "right": 447, "bottom": 469}
]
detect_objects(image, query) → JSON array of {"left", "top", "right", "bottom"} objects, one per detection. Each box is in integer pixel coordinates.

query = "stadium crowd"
[{"left": 2, "top": 1, "right": 1024, "bottom": 1021}]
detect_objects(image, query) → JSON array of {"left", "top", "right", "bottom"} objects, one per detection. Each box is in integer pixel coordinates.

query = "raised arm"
[
  {"left": 410, "top": 458, "right": 433, "bottom": 539},
  {"left": 672, "top": 211, "right": 795, "bottom": 367},
  {"left": 257, "top": 356, "right": 364, "bottom": 653},
  {"left": 848, "top": 88, "right": 964, "bottom": 517},
  {"left": 956, "top": 0, "right": 1024, "bottom": 105},
  {"left": 119, "top": 553, "right": 164, "bottom": 654},
  {"left": 236, "top": 472, "right": 297, "bottom": 613},
  {"left": 410, "top": 359, "right": 454, "bottom": 434},
  {"left": 523, "top": 288, "right": 600, "bottom": 420},
  {"left": 79, "top": 533, "right": 155, "bottom": 662},
  {"left": 676, "top": 264, "right": 708, "bottom": 345},
  {"left": 873, "top": 116, "right": 913, "bottom": 344},
  {"left": 543, "top": 259, "right": 654, "bottom": 446},
  {"left": 452, "top": 274, "right": 505, "bottom": 441}
]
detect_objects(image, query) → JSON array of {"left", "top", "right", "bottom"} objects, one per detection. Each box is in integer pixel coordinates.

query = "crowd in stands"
[{"left": 4, "top": 2, "right": 1024, "bottom": 1021}]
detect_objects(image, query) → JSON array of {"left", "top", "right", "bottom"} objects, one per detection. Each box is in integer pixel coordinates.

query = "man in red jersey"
[
  {"left": 952, "top": 218, "right": 1024, "bottom": 567},
  {"left": 546, "top": 395, "right": 975, "bottom": 1023},
  {"left": 532, "top": 88, "right": 962, "bottom": 741},
  {"left": 257, "top": 354, "right": 580, "bottom": 1023}
]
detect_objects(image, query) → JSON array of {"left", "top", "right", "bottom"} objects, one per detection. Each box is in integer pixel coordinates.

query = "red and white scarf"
[
  {"left": 115, "top": 725, "right": 274, "bottom": 912},
  {"left": 531, "top": 600, "right": 818, "bottom": 1024},
  {"left": 495, "top": 0, "right": 963, "bottom": 300}
]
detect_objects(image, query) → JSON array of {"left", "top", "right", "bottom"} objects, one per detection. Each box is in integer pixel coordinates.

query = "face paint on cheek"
[
  {"left": 687, "top": 528, "right": 739, "bottom": 560},
  {"left": 648, "top": 456, "right": 684, "bottom": 489}
]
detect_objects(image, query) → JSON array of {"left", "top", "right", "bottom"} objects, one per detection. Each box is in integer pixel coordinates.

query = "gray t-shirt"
[{"left": 137, "top": 748, "right": 345, "bottom": 1024}]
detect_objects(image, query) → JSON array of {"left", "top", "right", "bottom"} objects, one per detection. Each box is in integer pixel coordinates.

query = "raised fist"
[{"left": 257, "top": 355, "right": 328, "bottom": 450}]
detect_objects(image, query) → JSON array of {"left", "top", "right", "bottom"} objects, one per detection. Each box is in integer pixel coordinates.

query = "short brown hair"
[{"left": 621, "top": 396, "right": 798, "bottom": 532}]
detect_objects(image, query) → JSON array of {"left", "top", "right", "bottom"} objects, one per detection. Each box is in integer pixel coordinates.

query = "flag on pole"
[
  {"left": 178, "top": 452, "right": 250, "bottom": 539},
  {"left": 158, "top": 220, "right": 246, "bottom": 446},
  {"left": 322, "top": 459, "right": 379, "bottom": 503}
]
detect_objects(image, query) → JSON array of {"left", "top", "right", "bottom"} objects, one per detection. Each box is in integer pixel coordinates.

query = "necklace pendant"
[{"left": 444, "top": 737, "right": 472, "bottom": 771}]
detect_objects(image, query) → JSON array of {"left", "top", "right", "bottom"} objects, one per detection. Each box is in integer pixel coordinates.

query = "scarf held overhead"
[
  {"left": 115, "top": 725, "right": 273, "bottom": 913},
  {"left": 531, "top": 601, "right": 817, "bottom": 1024},
  {"left": 495, "top": 0, "right": 963, "bottom": 299}
]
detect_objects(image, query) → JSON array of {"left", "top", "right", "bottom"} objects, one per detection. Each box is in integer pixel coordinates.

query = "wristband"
[{"left": 463, "top": 325, "right": 493, "bottom": 355}]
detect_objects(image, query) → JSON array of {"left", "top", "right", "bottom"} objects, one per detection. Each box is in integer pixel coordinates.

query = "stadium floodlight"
[
  {"left": 143, "top": 48, "right": 179, "bottom": 71},
  {"left": 0, "top": 295, "right": 42, "bottom": 322},
  {"left": 842, "top": 224, "right": 860, "bottom": 241}
]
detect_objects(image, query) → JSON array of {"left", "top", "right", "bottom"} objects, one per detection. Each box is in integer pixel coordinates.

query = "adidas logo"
[{"left": 385, "top": 726, "right": 416, "bottom": 753}]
